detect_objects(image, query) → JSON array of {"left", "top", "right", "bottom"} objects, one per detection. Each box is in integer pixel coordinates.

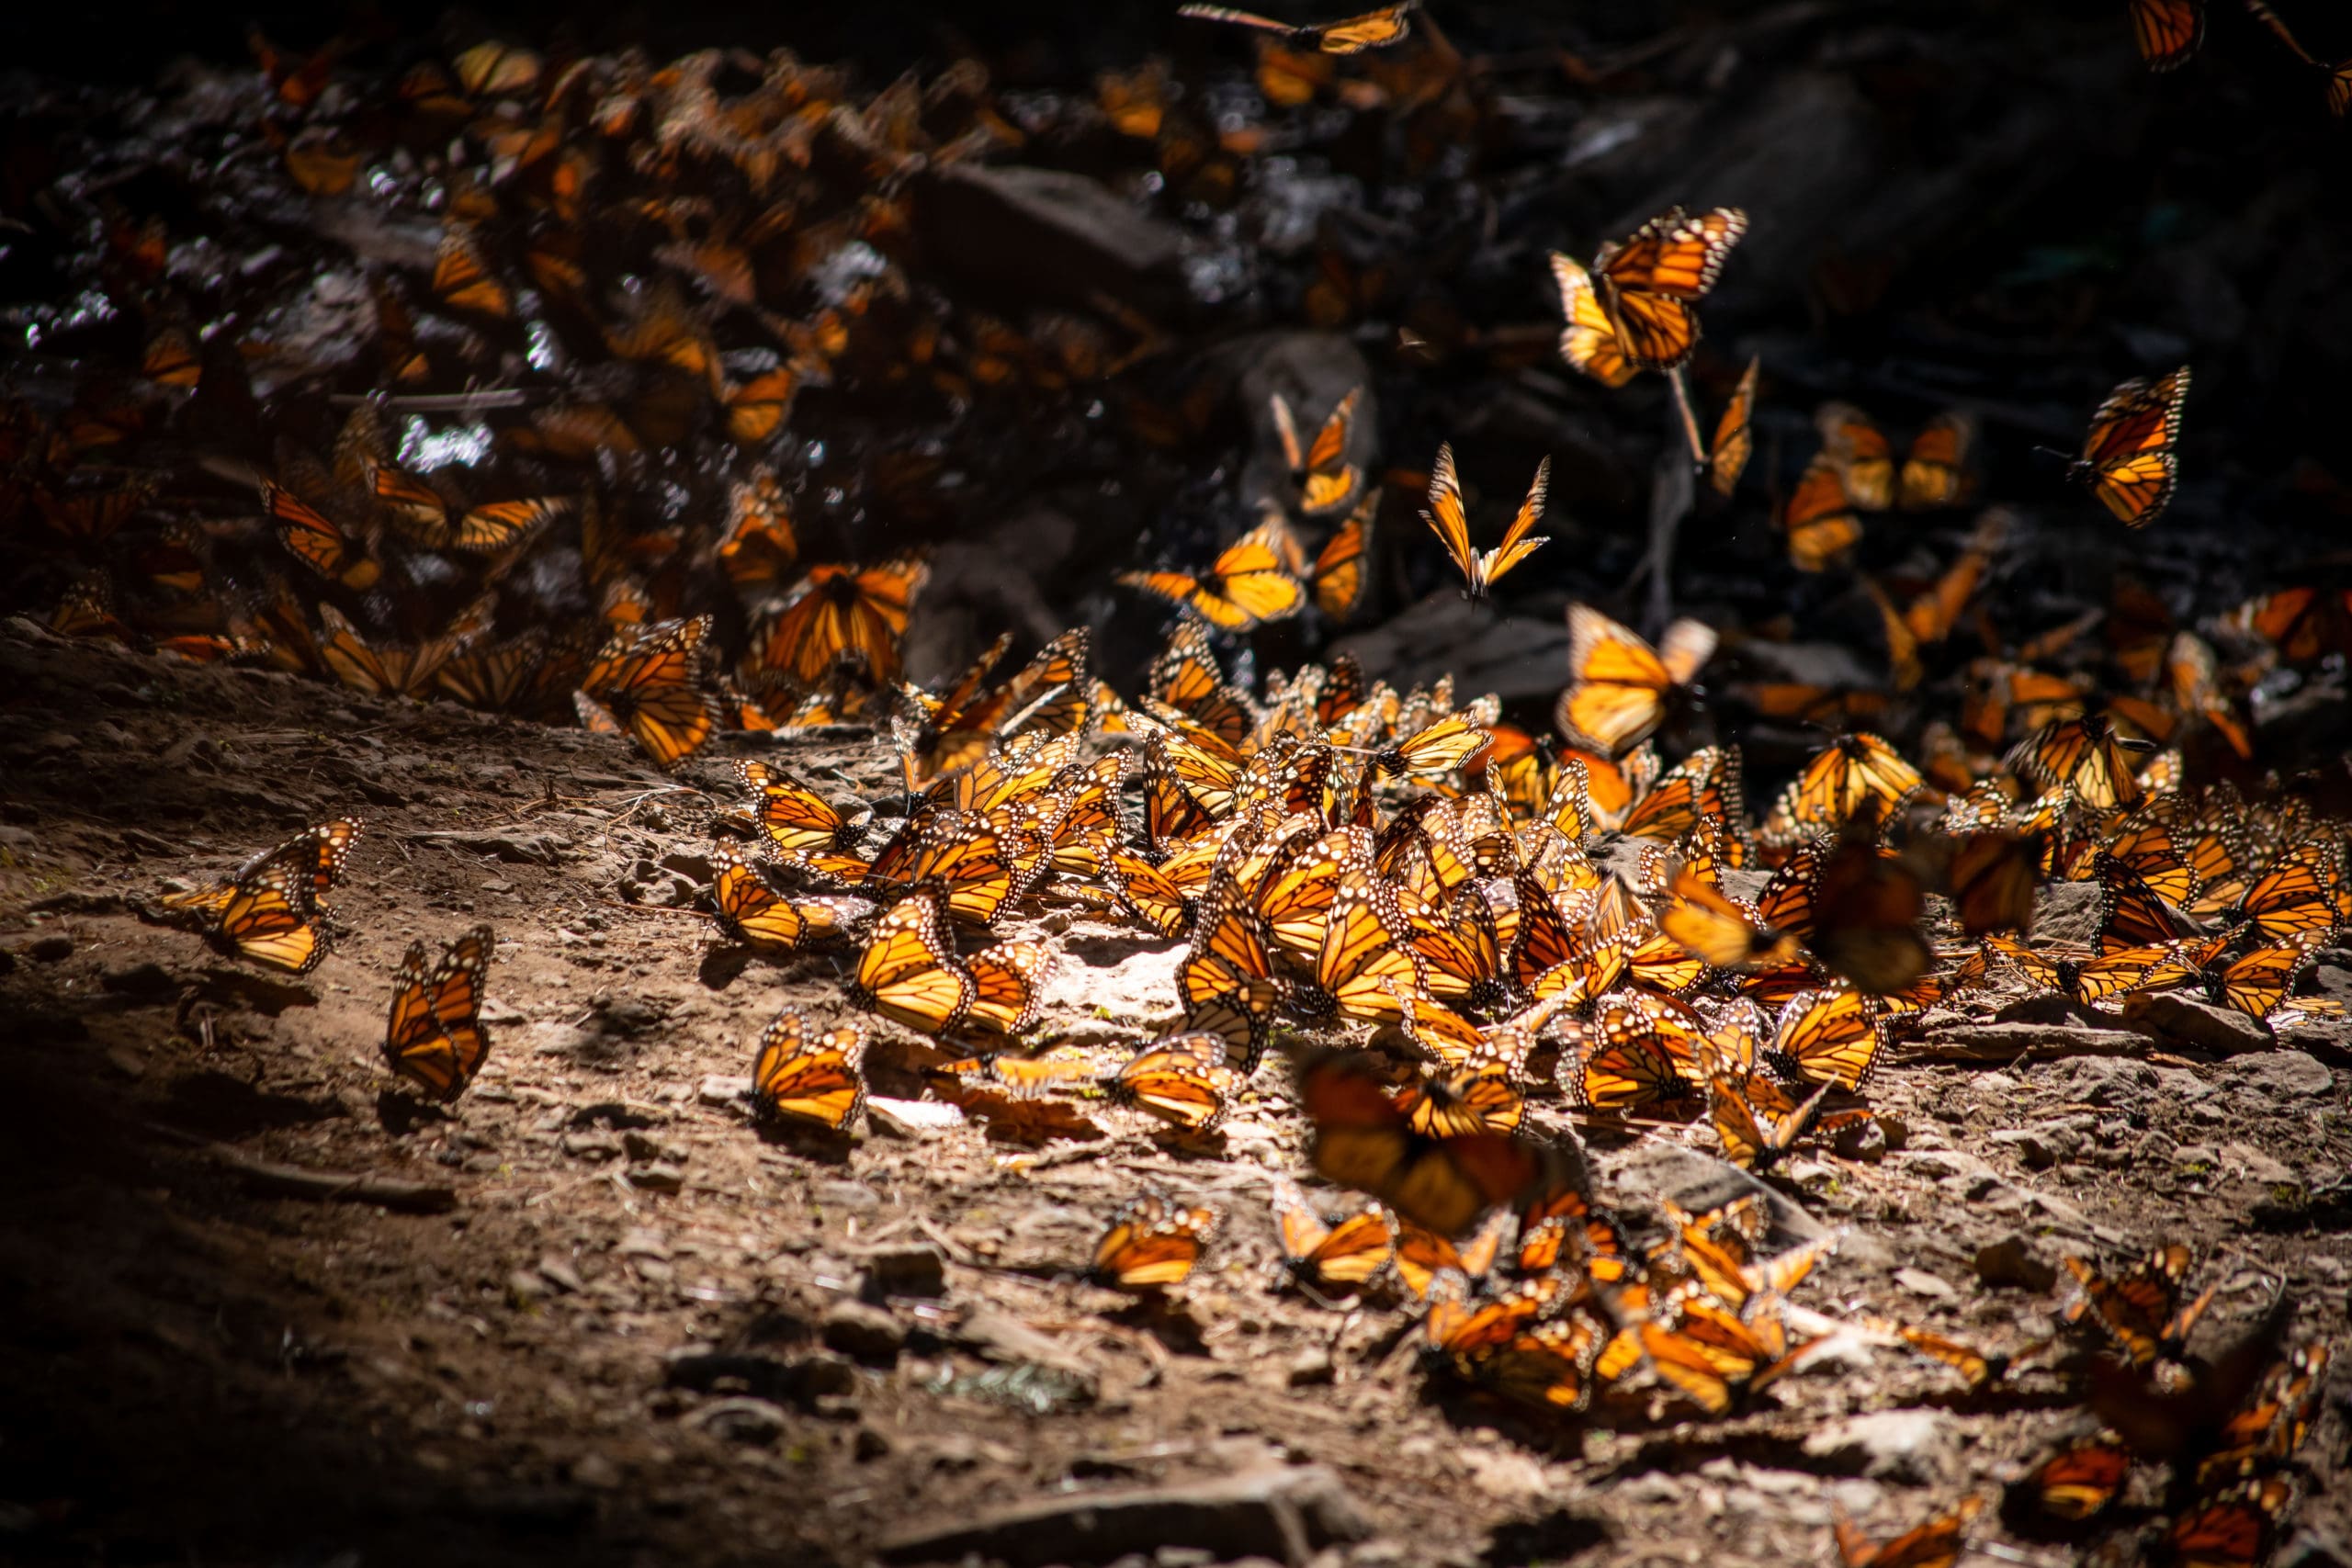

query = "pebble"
[
  {"left": 2122, "top": 992, "right": 2273, "bottom": 1055},
  {"left": 684, "top": 1396, "right": 789, "bottom": 1446},
  {"left": 1974, "top": 1234, "right": 2058, "bottom": 1292},
  {"left": 854, "top": 1243, "right": 947, "bottom": 1299},
  {"left": 1800, "top": 1410, "right": 1958, "bottom": 1485},
  {"left": 28, "top": 934, "right": 74, "bottom": 963},
  {"left": 2216, "top": 1051, "right": 2332, "bottom": 1101},
  {"left": 821, "top": 1298, "right": 907, "bottom": 1363},
  {"left": 1891, "top": 1268, "right": 1955, "bottom": 1299}
]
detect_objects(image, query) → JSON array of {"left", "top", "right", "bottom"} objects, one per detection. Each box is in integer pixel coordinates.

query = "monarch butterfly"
[
  {"left": 1374, "top": 714, "right": 1492, "bottom": 777},
  {"left": 1419, "top": 443, "right": 1551, "bottom": 598},
  {"left": 2096, "top": 854, "right": 2193, "bottom": 957},
  {"left": 1108, "top": 1034, "right": 1238, "bottom": 1132},
  {"left": 751, "top": 1012, "right": 867, "bottom": 1131},
  {"left": 2062, "top": 1245, "right": 2214, "bottom": 1368},
  {"left": 2128, "top": 0, "right": 2205, "bottom": 72},
  {"left": 1772, "top": 455, "right": 1864, "bottom": 573},
  {"left": 2072, "top": 367, "right": 2189, "bottom": 527},
  {"left": 1119, "top": 520, "right": 1305, "bottom": 630},
  {"left": 1589, "top": 207, "right": 1748, "bottom": 372},
  {"left": 1271, "top": 387, "right": 1363, "bottom": 513},
  {"left": 1395, "top": 1043, "right": 1527, "bottom": 1140},
  {"left": 738, "top": 761, "right": 867, "bottom": 855},
  {"left": 1982, "top": 934, "right": 2171, "bottom": 1006},
  {"left": 849, "top": 892, "right": 974, "bottom": 1035},
  {"left": 2218, "top": 840, "right": 2344, "bottom": 943},
  {"left": 580, "top": 616, "right": 718, "bottom": 770},
  {"left": 2007, "top": 1432, "right": 2135, "bottom": 1523},
  {"left": 1765, "top": 987, "right": 1885, "bottom": 1091},
  {"left": 1178, "top": 885, "right": 1283, "bottom": 1066},
  {"left": 1556, "top": 604, "right": 1718, "bottom": 757},
  {"left": 188, "top": 852, "right": 333, "bottom": 974},
  {"left": 1865, "top": 1319, "right": 2040, "bottom": 1393},
  {"left": 1761, "top": 733, "right": 1923, "bottom": 848},
  {"left": 259, "top": 480, "right": 378, "bottom": 589},
  {"left": 1901, "top": 412, "right": 1979, "bottom": 509},
  {"left": 437, "top": 631, "right": 547, "bottom": 712},
  {"left": 1302, "top": 865, "right": 1423, "bottom": 1023},
  {"left": 370, "top": 465, "right": 570, "bottom": 555},
  {"left": 1091, "top": 1193, "right": 1218, "bottom": 1290},
  {"left": 710, "top": 843, "right": 865, "bottom": 952},
  {"left": 432, "top": 223, "right": 512, "bottom": 318},
  {"left": 1815, "top": 401, "right": 1896, "bottom": 512},
  {"left": 1639, "top": 1294, "right": 1809, "bottom": 1416},
  {"left": 1513, "top": 1180, "right": 1634, "bottom": 1284},
  {"left": 1271, "top": 1178, "right": 1396, "bottom": 1293},
  {"left": 1660, "top": 866, "right": 1796, "bottom": 972},
  {"left": 1804, "top": 838, "right": 1932, "bottom": 996},
  {"left": 2155, "top": 1477, "right": 2294, "bottom": 1568},
  {"left": 1707, "top": 357, "right": 1759, "bottom": 497},
  {"left": 1108, "top": 848, "right": 1196, "bottom": 938},
  {"left": 2195, "top": 1343, "right": 2330, "bottom": 1487},
  {"left": 1941, "top": 829, "right": 2041, "bottom": 939},
  {"left": 1563, "top": 993, "right": 1703, "bottom": 1110},
  {"left": 2012, "top": 713, "right": 2150, "bottom": 813},
  {"left": 1831, "top": 1495, "right": 1984, "bottom": 1568},
  {"left": 205, "top": 818, "right": 363, "bottom": 905},
  {"left": 383, "top": 925, "right": 493, "bottom": 1100},
  {"left": 1148, "top": 621, "right": 1257, "bottom": 750},
  {"left": 1390, "top": 1206, "right": 1512, "bottom": 1299},
  {"left": 317, "top": 603, "right": 479, "bottom": 700},
  {"left": 1296, "top": 1049, "right": 1563, "bottom": 1238},
  {"left": 1706, "top": 1069, "right": 1845, "bottom": 1173},
  {"left": 2175, "top": 931, "right": 2325, "bottom": 1019},
  {"left": 2245, "top": 2, "right": 2352, "bottom": 114},
  {"left": 1548, "top": 252, "right": 1638, "bottom": 389},
  {"left": 1313, "top": 502, "right": 1371, "bottom": 620},
  {"left": 752, "top": 556, "right": 930, "bottom": 687},
  {"left": 1176, "top": 0, "right": 1416, "bottom": 52}
]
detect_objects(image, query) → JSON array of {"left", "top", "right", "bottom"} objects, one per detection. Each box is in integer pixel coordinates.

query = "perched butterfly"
[
  {"left": 1831, "top": 1495, "right": 1984, "bottom": 1568},
  {"left": 1176, "top": 1, "right": 1416, "bottom": 53},
  {"left": 1707, "top": 1070, "right": 1842, "bottom": 1172},
  {"left": 2007, "top": 1432, "right": 2134, "bottom": 1523},
  {"left": 1563, "top": 993, "right": 1703, "bottom": 1110},
  {"left": 1868, "top": 1320, "right": 2042, "bottom": 1393},
  {"left": 1091, "top": 1192, "right": 1218, "bottom": 1289},
  {"left": 1419, "top": 443, "right": 1550, "bottom": 598},
  {"left": 709, "top": 843, "right": 865, "bottom": 952},
  {"left": 1271, "top": 1178, "right": 1396, "bottom": 1294},
  {"left": 2072, "top": 367, "right": 2189, "bottom": 527},
  {"left": 318, "top": 603, "right": 481, "bottom": 700},
  {"left": 383, "top": 926, "right": 493, "bottom": 1100},
  {"left": 1765, "top": 987, "right": 1886, "bottom": 1092},
  {"left": 1555, "top": 604, "right": 1717, "bottom": 756},
  {"left": 2216, "top": 840, "right": 2344, "bottom": 944},
  {"left": 848, "top": 891, "right": 974, "bottom": 1035},
  {"left": 738, "top": 761, "right": 867, "bottom": 855},
  {"left": 1108, "top": 1033, "right": 1239, "bottom": 1133},
  {"left": 432, "top": 223, "right": 513, "bottom": 318},
  {"left": 580, "top": 616, "right": 718, "bottom": 769},
  {"left": 1707, "top": 357, "right": 1759, "bottom": 498},
  {"left": 2194, "top": 1342, "right": 2331, "bottom": 1486},
  {"left": 2154, "top": 1477, "right": 2294, "bottom": 1568},
  {"left": 1271, "top": 387, "right": 1362, "bottom": 513},
  {"left": 1392, "top": 1208, "right": 1513, "bottom": 1300},
  {"left": 2012, "top": 713, "right": 2150, "bottom": 813},
  {"left": 1589, "top": 207, "right": 1748, "bottom": 371},
  {"left": 1296, "top": 1049, "right": 1564, "bottom": 1238},
  {"left": 751, "top": 1012, "right": 867, "bottom": 1132},
  {"left": 260, "top": 480, "right": 378, "bottom": 590},
  {"left": 1761, "top": 733, "right": 1923, "bottom": 844},
  {"left": 1120, "top": 519, "right": 1306, "bottom": 630}
]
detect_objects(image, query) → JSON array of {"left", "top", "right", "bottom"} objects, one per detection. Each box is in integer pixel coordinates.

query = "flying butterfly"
[
  {"left": 259, "top": 480, "right": 378, "bottom": 590},
  {"left": 1175, "top": 1, "right": 1417, "bottom": 53},
  {"left": 1271, "top": 387, "right": 1363, "bottom": 513},
  {"left": 1548, "top": 252, "right": 1637, "bottom": 389},
  {"left": 1707, "top": 356, "right": 1759, "bottom": 498},
  {"left": 2154, "top": 1477, "right": 2294, "bottom": 1568},
  {"left": 2062, "top": 1244, "right": 2214, "bottom": 1369},
  {"left": 1777, "top": 456, "right": 1863, "bottom": 573},
  {"left": 1589, "top": 206, "right": 1749, "bottom": 371},
  {"left": 1312, "top": 501, "right": 1372, "bottom": 621},
  {"left": 1555, "top": 604, "right": 1718, "bottom": 757},
  {"left": 1119, "top": 519, "right": 1306, "bottom": 630},
  {"left": 383, "top": 925, "right": 494, "bottom": 1100},
  {"left": 751, "top": 1012, "right": 867, "bottom": 1132},
  {"left": 1419, "top": 442, "right": 1551, "bottom": 598},
  {"left": 1091, "top": 1193, "right": 1219, "bottom": 1290},
  {"left": 580, "top": 616, "right": 718, "bottom": 769},
  {"left": 2128, "top": 0, "right": 2204, "bottom": 72},
  {"left": 2072, "top": 367, "right": 2189, "bottom": 527},
  {"left": 1295, "top": 1049, "right": 1565, "bottom": 1238},
  {"left": 2007, "top": 1432, "right": 2133, "bottom": 1523},
  {"left": 1662, "top": 866, "right": 1799, "bottom": 971}
]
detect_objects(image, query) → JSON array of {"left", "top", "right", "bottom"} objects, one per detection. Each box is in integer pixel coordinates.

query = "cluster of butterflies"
[{"left": 155, "top": 816, "right": 498, "bottom": 1100}]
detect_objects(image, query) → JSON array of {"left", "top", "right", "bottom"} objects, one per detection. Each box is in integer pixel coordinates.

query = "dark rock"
[
  {"left": 658, "top": 850, "right": 716, "bottom": 884},
  {"left": 2040, "top": 1056, "right": 2159, "bottom": 1111},
  {"left": 1332, "top": 595, "right": 1570, "bottom": 705},
  {"left": 2214, "top": 1051, "right": 2333, "bottom": 1101},
  {"left": 1994, "top": 991, "right": 2103, "bottom": 1028},
  {"left": 2032, "top": 880, "right": 2105, "bottom": 948},
  {"left": 684, "top": 1396, "right": 789, "bottom": 1446},
  {"left": 1923, "top": 1022, "right": 2150, "bottom": 1058},
  {"left": 412, "top": 829, "right": 567, "bottom": 864},
  {"left": 821, "top": 1299, "right": 907, "bottom": 1363},
  {"left": 664, "top": 1348, "right": 856, "bottom": 1405},
  {"left": 1602, "top": 1142, "right": 1822, "bottom": 1244},
  {"left": 855, "top": 1425, "right": 893, "bottom": 1461},
  {"left": 915, "top": 164, "right": 1190, "bottom": 320},
  {"left": 2122, "top": 992, "right": 2273, "bottom": 1055},
  {"left": 1286, "top": 1348, "right": 1334, "bottom": 1388},
  {"left": 855, "top": 1243, "right": 948, "bottom": 1300},
  {"left": 626, "top": 1163, "right": 685, "bottom": 1194},
  {"left": 28, "top": 934, "right": 74, "bottom": 963},
  {"left": 1986, "top": 1128, "right": 2058, "bottom": 1170},
  {"left": 876, "top": 1463, "right": 1374, "bottom": 1568},
  {"left": 101, "top": 961, "right": 178, "bottom": 996},
  {"left": 1973, "top": 1234, "right": 2059, "bottom": 1292}
]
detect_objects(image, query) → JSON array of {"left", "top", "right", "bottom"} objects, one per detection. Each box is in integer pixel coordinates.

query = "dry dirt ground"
[{"left": 2, "top": 615, "right": 2348, "bottom": 1568}]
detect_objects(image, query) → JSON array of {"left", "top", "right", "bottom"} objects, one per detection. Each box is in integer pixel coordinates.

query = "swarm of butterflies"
[{"left": 10, "top": 6, "right": 2345, "bottom": 1564}]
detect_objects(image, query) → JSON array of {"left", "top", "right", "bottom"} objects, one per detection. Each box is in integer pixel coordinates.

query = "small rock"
[
  {"left": 560, "top": 1132, "right": 624, "bottom": 1162},
  {"left": 855, "top": 1243, "right": 947, "bottom": 1299},
  {"left": 2041, "top": 1055, "right": 2160, "bottom": 1111},
  {"left": 876, "top": 1463, "right": 1374, "bottom": 1567},
  {"left": 1994, "top": 992, "right": 2099, "bottom": 1027},
  {"left": 2216, "top": 1051, "right": 2333, "bottom": 1101},
  {"left": 569, "top": 1452, "right": 624, "bottom": 1490},
  {"left": 822, "top": 1299, "right": 907, "bottom": 1363},
  {"left": 618, "top": 1227, "right": 671, "bottom": 1261},
  {"left": 1801, "top": 1410, "right": 1958, "bottom": 1485},
  {"left": 1287, "top": 1348, "right": 1334, "bottom": 1388},
  {"left": 537, "top": 1257, "right": 585, "bottom": 1293},
  {"left": 684, "top": 1396, "right": 789, "bottom": 1446},
  {"left": 866, "top": 1096, "right": 968, "bottom": 1137},
  {"left": 2219, "top": 1142, "right": 2301, "bottom": 1189},
  {"left": 813, "top": 1179, "right": 884, "bottom": 1211},
  {"left": 700, "top": 1074, "right": 755, "bottom": 1108},
  {"left": 1973, "top": 1235, "right": 2058, "bottom": 1292},
  {"left": 627, "top": 1163, "right": 686, "bottom": 1195},
  {"left": 1987, "top": 1128, "right": 2058, "bottom": 1170},
  {"left": 28, "top": 934, "right": 74, "bottom": 963},
  {"left": 1891, "top": 1268, "right": 1955, "bottom": 1300},
  {"left": 2123, "top": 992, "right": 2273, "bottom": 1055},
  {"left": 855, "top": 1425, "right": 893, "bottom": 1461}
]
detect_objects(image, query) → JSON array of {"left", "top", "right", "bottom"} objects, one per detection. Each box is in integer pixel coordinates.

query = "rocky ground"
[{"left": 2, "top": 615, "right": 2347, "bottom": 1568}]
